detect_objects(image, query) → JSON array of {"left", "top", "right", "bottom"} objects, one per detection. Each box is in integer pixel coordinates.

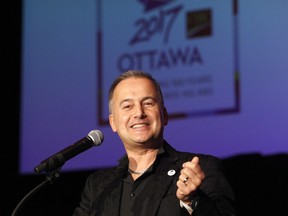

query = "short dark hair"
[{"left": 108, "top": 70, "right": 164, "bottom": 113}]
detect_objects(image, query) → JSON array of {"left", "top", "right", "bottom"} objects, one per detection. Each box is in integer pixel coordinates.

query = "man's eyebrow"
[
  {"left": 142, "top": 96, "right": 157, "bottom": 101},
  {"left": 119, "top": 98, "right": 132, "bottom": 106},
  {"left": 119, "top": 96, "right": 156, "bottom": 105}
]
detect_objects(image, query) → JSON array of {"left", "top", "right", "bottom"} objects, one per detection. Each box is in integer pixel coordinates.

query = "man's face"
[{"left": 109, "top": 77, "right": 168, "bottom": 148}]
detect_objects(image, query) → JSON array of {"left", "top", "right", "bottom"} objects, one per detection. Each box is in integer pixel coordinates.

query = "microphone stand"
[{"left": 11, "top": 169, "right": 62, "bottom": 216}]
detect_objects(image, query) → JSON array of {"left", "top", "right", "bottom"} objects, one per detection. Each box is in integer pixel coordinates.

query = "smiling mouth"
[{"left": 131, "top": 123, "right": 149, "bottom": 129}]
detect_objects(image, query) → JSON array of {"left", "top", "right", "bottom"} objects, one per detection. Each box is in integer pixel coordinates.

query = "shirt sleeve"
[{"left": 180, "top": 200, "right": 193, "bottom": 215}]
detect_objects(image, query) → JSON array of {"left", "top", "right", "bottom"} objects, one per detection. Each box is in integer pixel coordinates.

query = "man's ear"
[
  {"left": 163, "top": 107, "right": 169, "bottom": 126},
  {"left": 109, "top": 114, "right": 117, "bottom": 132}
]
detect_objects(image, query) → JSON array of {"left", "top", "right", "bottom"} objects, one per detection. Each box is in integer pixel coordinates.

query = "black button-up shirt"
[
  {"left": 120, "top": 147, "right": 165, "bottom": 216},
  {"left": 120, "top": 166, "right": 154, "bottom": 216}
]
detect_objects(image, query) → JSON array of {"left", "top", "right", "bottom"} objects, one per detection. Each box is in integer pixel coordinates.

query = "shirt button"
[{"left": 130, "top": 193, "right": 135, "bottom": 197}]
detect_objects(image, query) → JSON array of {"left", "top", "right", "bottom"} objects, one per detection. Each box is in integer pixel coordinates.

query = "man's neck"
[{"left": 127, "top": 147, "right": 159, "bottom": 170}]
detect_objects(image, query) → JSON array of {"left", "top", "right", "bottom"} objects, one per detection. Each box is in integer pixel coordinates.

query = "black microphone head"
[{"left": 88, "top": 130, "right": 104, "bottom": 146}]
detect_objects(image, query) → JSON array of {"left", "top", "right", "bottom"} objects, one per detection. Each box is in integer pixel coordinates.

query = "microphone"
[{"left": 34, "top": 130, "right": 104, "bottom": 174}]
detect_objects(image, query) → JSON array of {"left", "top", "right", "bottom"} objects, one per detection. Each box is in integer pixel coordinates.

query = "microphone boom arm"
[{"left": 11, "top": 170, "right": 61, "bottom": 216}]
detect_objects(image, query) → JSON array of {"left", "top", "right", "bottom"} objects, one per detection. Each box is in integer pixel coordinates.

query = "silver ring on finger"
[{"left": 183, "top": 177, "right": 189, "bottom": 184}]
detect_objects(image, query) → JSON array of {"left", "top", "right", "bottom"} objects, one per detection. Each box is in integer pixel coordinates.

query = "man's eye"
[
  {"left": 144, "top": 102, "right": 154, "bottom": 107},
  {"left": 123, "top": 105, "right": 131, "bottom": 110}
]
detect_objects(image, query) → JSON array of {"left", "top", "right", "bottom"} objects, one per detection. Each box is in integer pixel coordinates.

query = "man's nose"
[{"left": 134, "top": 104, "right": 146, "bottom": 118}]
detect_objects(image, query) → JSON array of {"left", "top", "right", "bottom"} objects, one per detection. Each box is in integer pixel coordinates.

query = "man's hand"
[{"left": 176, "top": 156, "right": 205, "bottom": 204}]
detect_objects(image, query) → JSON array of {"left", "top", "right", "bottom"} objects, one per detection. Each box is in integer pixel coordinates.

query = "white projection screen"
[{"left": 20, "top": 0, "right": 288, "bottom": 174}]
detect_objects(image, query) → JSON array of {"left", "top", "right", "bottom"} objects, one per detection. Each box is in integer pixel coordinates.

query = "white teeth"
[{"left": 132, "top": 124, "right": 146, "bottom": 128}]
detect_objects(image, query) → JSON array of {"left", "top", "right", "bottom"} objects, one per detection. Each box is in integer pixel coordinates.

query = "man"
[{"left": 73, "top": 70, "right": 237, "bottom": 216}]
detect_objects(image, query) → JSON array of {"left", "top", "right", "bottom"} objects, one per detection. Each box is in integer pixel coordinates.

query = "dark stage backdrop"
[{"left": 20, "top": 0, "right": 288, "bottom": 174}]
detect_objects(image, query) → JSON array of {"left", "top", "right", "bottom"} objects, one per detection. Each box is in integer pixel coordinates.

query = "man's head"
[
  {"left": 108, "top": 70, "right": 165, "bottom": 113},
  {"left": 108, "top": 70, "right": 168, "bottom": 148}
]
